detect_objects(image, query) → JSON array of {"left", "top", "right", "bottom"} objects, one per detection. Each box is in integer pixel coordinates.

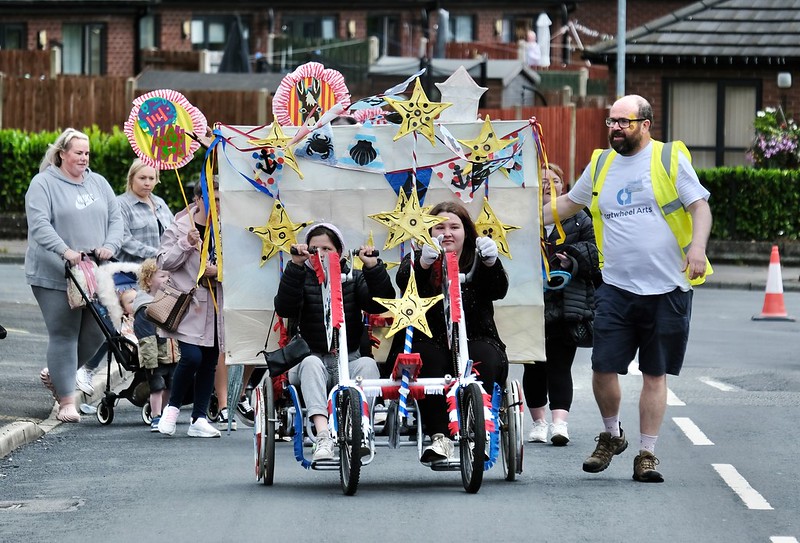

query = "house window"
[
  {"left": 0, "top": 23, "right": 26, "bottom": 49},
  {"left": 666, "top": 80, "right": 759, "bottom": 168},
  {"left": 62, "top": 23, "right": 105, "bottom": 75},
  {"left": 139, "top": 15, "right": 158, "bottom": 50},
  {"left": 282, "top": 15, "right": 338, "bottom": 40},
  {"left": 449, "top": 15, "right": 474, "bottom": 43},
  {"left": 367, "top": 15, "right": 401, "bottom": 57},
  {"left": 191, "top": 15, "right": 249, "bottom": 51}
]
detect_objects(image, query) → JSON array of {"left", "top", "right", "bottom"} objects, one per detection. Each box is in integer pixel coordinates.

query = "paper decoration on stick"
[
  {"left": 369, "top": 189, "right": 445, "bottom": 250},
  {"left": 124, "top": 89, "right": 207, "bottom": 170},
  {"left": 247, "top": 199, "right": 313, "bottom": 266},
  {"left": 272, "top": 62, "right": 351, "bottom": 127},
  {"left": 384, "top": 79, "right": 451, "bottom": 146},
  {"left": 474, "top": 198, "right": 520, "bottom": 259},
  {"left": 373, "top": 267, "right": 443, "bottom": 338}
]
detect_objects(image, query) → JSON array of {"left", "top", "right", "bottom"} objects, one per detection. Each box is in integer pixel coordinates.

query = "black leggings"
[{"left": 522, "top": 331, "right": 577, "bottom": 412}]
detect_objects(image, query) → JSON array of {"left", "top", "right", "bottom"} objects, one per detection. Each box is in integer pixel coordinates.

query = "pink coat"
[{"left": 157, "top": 206, "right": 223, "bottom": 349}]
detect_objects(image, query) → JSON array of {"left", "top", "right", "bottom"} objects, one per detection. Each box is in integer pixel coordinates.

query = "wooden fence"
[{"left": 0, "top": 50, "right": 51, "bottom": 78}]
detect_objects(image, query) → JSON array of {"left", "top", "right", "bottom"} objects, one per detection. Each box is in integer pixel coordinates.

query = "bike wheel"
[
  {"left": 96, "top": 398, "right": 114, "bottom": 425},
  {"left": 459, "top": 382, "right": 485, "bottom": 494},
  {"left": 338, "top": 388, "right": 362, "bottom": 496},
  {"left": 254, "top": 377, "right": 276, "bottom": 485},
  {"left": 501, "top": 380, "right": 523, "bottom": 481}
]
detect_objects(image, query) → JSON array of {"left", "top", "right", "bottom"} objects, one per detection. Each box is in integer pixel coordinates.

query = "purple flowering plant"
[{"left": 746, "top": 107, "right": 800, "bottom": 169}]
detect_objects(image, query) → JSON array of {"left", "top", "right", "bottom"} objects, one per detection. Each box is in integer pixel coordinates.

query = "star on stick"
[
  {"left": 474, "top": 198, "right": 520, "bottom": 259},
  {"left": 384, "top": 78, "right": 451, "bottom": 146},
  {"left": 373, "top": 267, "right": 443, "bottom": 338},
  {"left": 458, "top": 115, "right": 517, "bottom": 176},
  {"left": 247, "top": 199, "right": 313, "bottom": 266},
  {"left": 369, "top": 189, "right": 446, "bottom": 250},
  {"left": 248, "top": 123, "right": 303, "bottom": 179}
]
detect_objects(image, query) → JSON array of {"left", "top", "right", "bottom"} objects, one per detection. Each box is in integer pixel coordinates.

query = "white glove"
[
  {"left": 420, "top": 239, "right": 441, "bottom": 267},
  {"left": 476, "top": 236, "right": 498, "bottom": 266}
]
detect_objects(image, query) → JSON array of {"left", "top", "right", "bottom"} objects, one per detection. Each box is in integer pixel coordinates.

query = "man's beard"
[{"left": 609, "top": 130, "right": 640, "bottom": 155}]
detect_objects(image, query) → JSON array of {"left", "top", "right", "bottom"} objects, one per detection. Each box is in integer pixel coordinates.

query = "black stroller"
[{"left": 65, "top": 256, "right": 146, "bottom": 425}]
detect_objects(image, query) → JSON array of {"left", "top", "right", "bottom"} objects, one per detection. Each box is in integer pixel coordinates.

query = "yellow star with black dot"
[
  {"left": 384, "top": 78, "right": 452, "bottom": 146},
  {"left": 373, "top": 267, "right": 443, "bottom": 338},
  {"left": 247, "top": 199, "right": 312, "bottom": 266},
  {"left": 369, "top": 189, "right": 446, "bottom": 250},
  {"left": 458, "top": 115, "right": 517, "bottom": 176},
  {"left": 248, "top": 122, "right": 303, "bottom": 179},
  {"left": 474, "top": 197, "right": 520, "bottom": 259}
]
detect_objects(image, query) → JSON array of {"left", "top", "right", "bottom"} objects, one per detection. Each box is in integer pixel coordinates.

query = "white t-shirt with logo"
[{"left": 568, "top": 141, "right": 710, "bottom": 295}]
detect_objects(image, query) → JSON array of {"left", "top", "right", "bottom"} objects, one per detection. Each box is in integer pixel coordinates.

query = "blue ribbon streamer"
[
  {"left": 215, "top": 128, "right": 275, "bottom": 198},
  {"left": 287, "top": 384, "right": 311, "bottom": 469},
  {"left": 484, "top": 382, "right": 502, "bottom": 471}
]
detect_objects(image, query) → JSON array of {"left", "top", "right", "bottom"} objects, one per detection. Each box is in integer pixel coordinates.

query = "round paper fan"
[
  {"left": 124, "top": 89, "right": 208, "bottom": 170},
  {"left": 272, "top": 62, "right": 351, "bottom": 127}
]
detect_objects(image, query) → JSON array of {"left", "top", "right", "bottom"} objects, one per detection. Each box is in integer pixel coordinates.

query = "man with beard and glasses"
[{"left": 542, "top": 94, "right": 712, "bottom": 483}]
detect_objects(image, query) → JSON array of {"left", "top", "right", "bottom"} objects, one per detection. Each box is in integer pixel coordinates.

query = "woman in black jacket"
[
  {"left": 274, "top": 223, "right": 395, "bottom": 462},
  {"left": 524, "top": 164, "right": 599, "bottom": 446}
]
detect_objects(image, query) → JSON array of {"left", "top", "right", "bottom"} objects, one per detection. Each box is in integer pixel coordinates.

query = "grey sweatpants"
[
  {"left": 32, "top": 286, "right": 106, "bottom": 398},
  {"left": 288, "top": 352, "right": 379, "bottom": 418}
]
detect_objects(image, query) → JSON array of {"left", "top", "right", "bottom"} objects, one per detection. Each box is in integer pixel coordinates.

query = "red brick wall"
[
  {"left": 159, "top": 10, "right": 193, "bottom": 52},
  {"left": 575, "top": 1, "right": 695, "bottom": 47}
]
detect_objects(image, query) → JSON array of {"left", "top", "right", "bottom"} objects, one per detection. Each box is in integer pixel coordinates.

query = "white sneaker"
[
  {"left": 420, "top": 433, "right": 454, "bottom": 464},
  {"left": 75, "top": 367, "right": 95, "bottom": 395},
  {"left": 312, "top": 435, "right": 336, "bottom": 461},
  {"left": 550, "top": 421, "right": 570, "bottom": 446},
  {"left": 188, "top": 417, "right": 221, "bottom": 438},
  {"left": 157, "top": 405, "right": 180, "bottom": 436},
  {"left": 528, "top": 420, "right": 548, "bottom": 443}
]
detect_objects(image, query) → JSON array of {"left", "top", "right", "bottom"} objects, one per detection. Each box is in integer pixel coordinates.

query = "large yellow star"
[
  {"left": 373, "top": 267, "right": 443, "bottom": 338},
  {"left": 474, "top": 198, "right": 520, "bottom": 259},
  {"left": 458, "top": 115, "right": 517, "bottom": 176},
  {"left": 248, "top": 123, "right": 303, "bottom": 179},
  {"left": 247, "top": 199, "right": 312, "bottom": 266},
  {"left": 369, "top": 189, "right": 446, "bottom": 250},
  {"left": 384, "top": 79, "right": 451, "bottom": 146}
]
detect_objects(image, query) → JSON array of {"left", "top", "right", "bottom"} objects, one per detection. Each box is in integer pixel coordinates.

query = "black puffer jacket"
[
  {"left": 544, "top": 209, "right": 599, "bottom": 326},
  {"left": 274, "top": 259, "right": 395, "bottom": 354}
]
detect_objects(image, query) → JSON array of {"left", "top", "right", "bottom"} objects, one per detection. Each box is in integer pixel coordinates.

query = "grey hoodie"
[{"left": 25, "top": 164, "right": 124, "bottom": 290}]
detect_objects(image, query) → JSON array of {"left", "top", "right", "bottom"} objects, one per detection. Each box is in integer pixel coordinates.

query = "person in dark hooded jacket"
[
  {"left": 274, "top": 223, "right": 395, "bottom": 462},
  {"left": 524, "top": 164, "right": 599, "bottom": 446}
]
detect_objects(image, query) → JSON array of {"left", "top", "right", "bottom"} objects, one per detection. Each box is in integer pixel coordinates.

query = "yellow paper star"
[
  {"left": 458, "top": 115, "right": 517, "bottom": 176},
  {"left": 474, "top": 198, "right": 520, "bottom": 259},
  {"left": 369, "top": 190, "right": 446, "bottom": 250},
  {"left": 384, "top": 78, "right": 452, "bottom": 146},
  {"left": 248, "top": 123, "right": 303, "bottom": 179},
  {"left": 373, "top": 267, "right": 443, "bottom": 338},
  {"left": 247, "top": 199, "right": 313, "bottom": 266}
]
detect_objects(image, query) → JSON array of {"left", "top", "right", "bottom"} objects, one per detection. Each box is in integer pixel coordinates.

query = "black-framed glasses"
[{"left": 605, "top": 117, "right": 647, "bottom": 128}]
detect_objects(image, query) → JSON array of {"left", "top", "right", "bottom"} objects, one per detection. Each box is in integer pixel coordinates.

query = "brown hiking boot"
[
  {"left": 633, "top": 450, "right": 664, "bottom": 483},
  {"left": 582, "top": 428, "right": 628, "bottom": 473}
]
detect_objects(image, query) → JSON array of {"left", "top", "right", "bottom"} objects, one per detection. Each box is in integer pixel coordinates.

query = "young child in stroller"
[{"left": 133, "top": 258, "right": 180, "bottom": 431}]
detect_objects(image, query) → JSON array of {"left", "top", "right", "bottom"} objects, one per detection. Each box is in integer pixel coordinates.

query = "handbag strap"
[{"left": 78, "top": 257, "right": 98, "bottom": 298}]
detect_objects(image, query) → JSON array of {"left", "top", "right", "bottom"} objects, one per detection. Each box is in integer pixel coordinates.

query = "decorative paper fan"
[
  {"left": 272, "top": 62, "right": 351, "bottom": 127},
  {"left": 124, "top": 89, "right": 207, "bottom": 170}
]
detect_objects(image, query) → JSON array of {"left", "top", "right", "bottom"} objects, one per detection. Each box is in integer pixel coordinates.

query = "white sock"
[
  {"left": 602, "top": 415, "right": 621, "bottom": 437},
  {"left": 640, "top": 433, "right": 658, "bottom": 453}
]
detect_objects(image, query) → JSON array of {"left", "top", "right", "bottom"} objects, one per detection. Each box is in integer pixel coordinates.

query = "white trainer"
[
  {"left": 312, "top": 435, "right": 336, "bottom": 461},
  {"left": 420, "top": 433, "right": 454, "bottom": 464},
  {"left": 157, "top": 405, "right": 180, "bottom": 436},
  {"left": 75, "top": 367, "right": 95, "bottom": 395},
  {"left": 528, "top": 420, "right": 548, "bottom": 443},
  {"left": 550, "top": 421, "right": 570, "bottom": 446},
  {"left": 188, "top": 417, "right": 221, "bottom": 438}
]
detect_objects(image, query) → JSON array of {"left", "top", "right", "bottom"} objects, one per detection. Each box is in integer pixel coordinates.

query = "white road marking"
[
  {"left": 672, "top": 417, "right": 713, "bottom": 445},
  {"left": 699, "top": 377, "right": 739, "bottom": 392},
  {"left": 712, "top": 464, "right": 773, "bottom": 510},
  {"left": 770, "top": 537, "right": 799, "bottom": 543},
  {"left": 667, "top": 388, "right": 685, "bottom": 406}
]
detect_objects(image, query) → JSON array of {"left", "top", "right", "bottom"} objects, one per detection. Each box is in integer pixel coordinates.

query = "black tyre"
[
  {"left": 254, "top": 377, "right": 276, "bottom": 486},
  {"left": 207, "top": 392, "right": 220, "bottom": 422},
  {"left": 338, "top": 388, "right": 362, "bottom": 496},
  {"left": 459, "top": 382, "right": 485, "bottom": 493},
  {"left": 96, "top": 399, "right": 114, "bottom": 425},
  {"left": 142, "top": 402, "right": 152, "bottom": 425},
  {"left": 501, "top": 380, "right": 524, "bottom": 481}
]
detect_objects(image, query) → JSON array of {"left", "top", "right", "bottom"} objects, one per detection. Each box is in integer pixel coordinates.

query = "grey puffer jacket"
[{"left": 544, "top": 210, "right": 599, "bottom": 326}]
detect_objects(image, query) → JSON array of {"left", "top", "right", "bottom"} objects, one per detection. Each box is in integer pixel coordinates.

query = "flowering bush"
[{"left": 746, "top": 107, "right": 800, "bottom": 169}]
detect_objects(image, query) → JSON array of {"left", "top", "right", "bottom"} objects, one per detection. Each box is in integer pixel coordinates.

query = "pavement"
[{"left": 2, "top": 237, "right": 800, "bottom": 458}]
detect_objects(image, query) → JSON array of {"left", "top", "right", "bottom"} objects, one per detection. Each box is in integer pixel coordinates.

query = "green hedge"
[
  {"left": 0, "top": 127, "right": 204, "bottom": 213},
  {"left": 2, "top": 128, "right": 799, "bottom": 241}
]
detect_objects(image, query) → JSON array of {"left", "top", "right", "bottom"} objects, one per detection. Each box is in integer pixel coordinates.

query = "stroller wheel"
[
  {"left": 97, "top": 399, "right": 114, "bottom": 425},
  {"left": 142, "top": 402, "right": 152, "bottom": 425},
  {"left": 208, "top": 393, "right": 220, "bottom": 422}
]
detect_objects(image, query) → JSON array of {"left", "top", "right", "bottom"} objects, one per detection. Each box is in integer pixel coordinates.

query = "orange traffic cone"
[{"left": 752, "top": 245, "right": 795, "bottom": 321}]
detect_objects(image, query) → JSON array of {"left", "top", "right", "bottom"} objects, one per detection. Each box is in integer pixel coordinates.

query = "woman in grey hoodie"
[{"left": 25, "top": 128, "right": 124, "bottom": 422}]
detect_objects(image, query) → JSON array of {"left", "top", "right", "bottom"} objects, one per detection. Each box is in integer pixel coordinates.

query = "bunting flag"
[
  {"left": 338, "top": 121, "right": 384, "bottom": 172},
  {"left": 248, "top": 122, "right": 303, "bottom": 179},
  {"left": 296, "top": 123, "right": 338, "bottom": 167},
  {"left": 384, "top": 168, "right": 432, "bottom": 204}
]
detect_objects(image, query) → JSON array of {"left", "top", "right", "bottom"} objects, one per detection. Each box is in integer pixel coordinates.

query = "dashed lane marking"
[
  {"left": 672, "top": 417, "right": 713, "bottom": 445},
  {"left": 712, "top": 463, "right": 773, "bottom": 510},
  {"left": 770, "top": 537, "right": 799, "bottom": 542},
  {"left": 667, "top": 389, "right": 685, "bottom": 406},
  {"left": 699, "top": 377, "right": 740, "bottom": 392}
]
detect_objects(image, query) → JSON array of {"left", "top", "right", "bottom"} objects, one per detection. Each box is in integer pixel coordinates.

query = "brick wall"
[
  {"left": 106, "top": 19, "right": 135, "bottom": 76},
  {"left": 575, "top": 1, "right": 695, "bottom": 46},
  {"left": 159, "top": 10, "right": 192, "bottom": 52}
]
